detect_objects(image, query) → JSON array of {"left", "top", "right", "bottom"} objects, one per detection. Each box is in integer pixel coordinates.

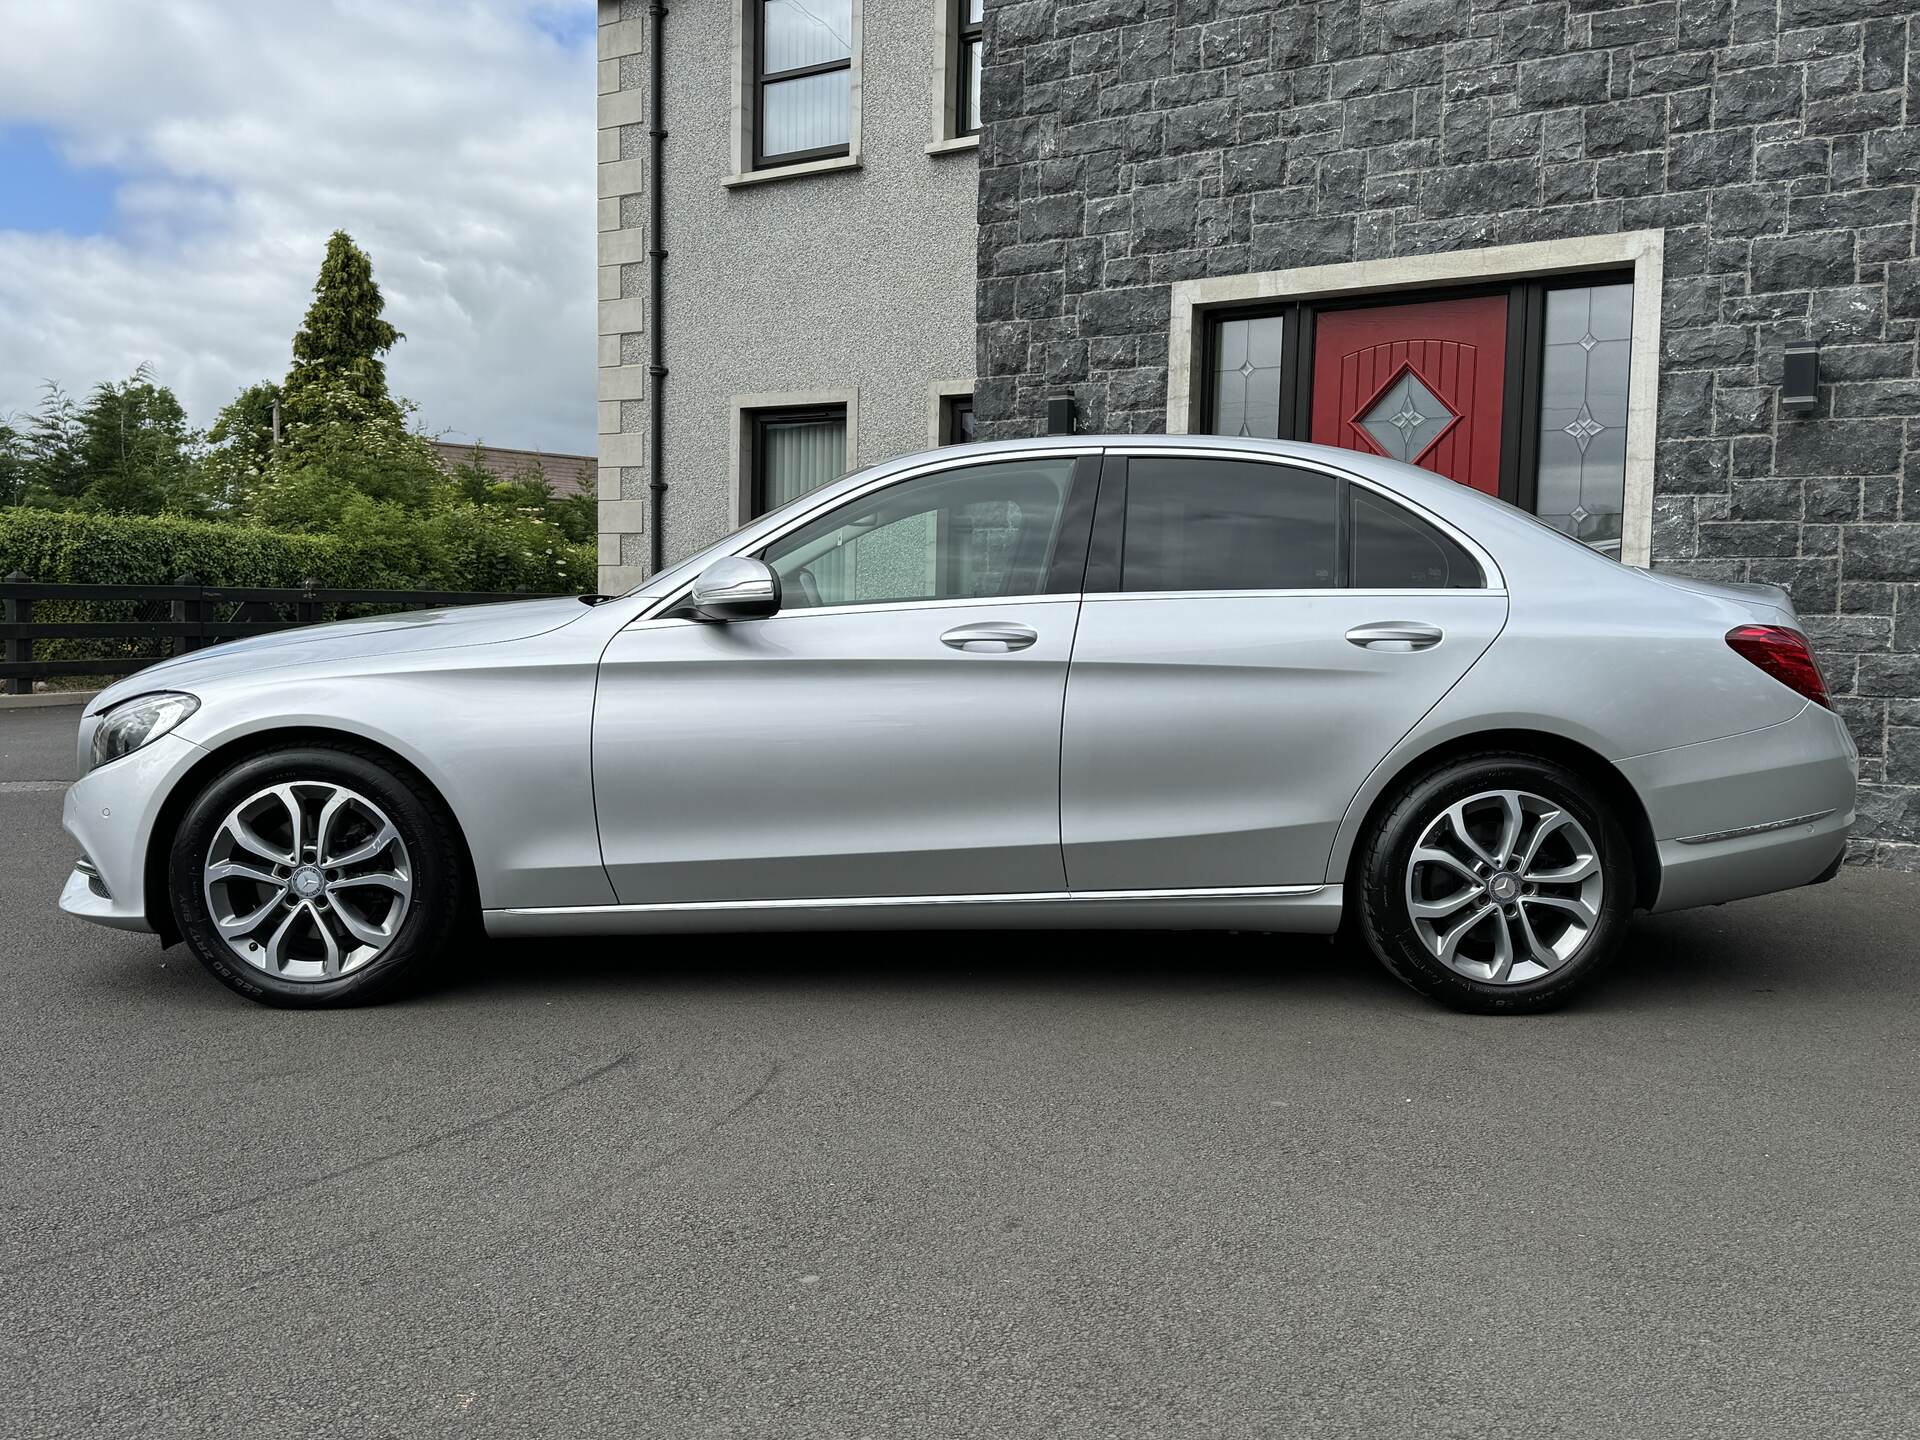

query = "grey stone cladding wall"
[{"left": 974, "top": 0, "right": 1920, "bottom": 868}]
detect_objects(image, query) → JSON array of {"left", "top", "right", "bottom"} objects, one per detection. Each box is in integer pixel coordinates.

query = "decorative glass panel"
[
  {"left": 1208, "top": 314, "right": 1285, "bottom": 439},
  {"left": 1535, "top": 282, "right": 1632, "bottom": 554},
  {"left": 762, "top": 69, "right": 851, "bottom": 157},
  {"left": 763, "top": 0, "right": 852, "bottom": 70},
  {"left": 1358, "top": 368, "right": 1456, "bottom": 463},
  {"left": 760, "top": 414, "right": 845, "bottom": 511}
]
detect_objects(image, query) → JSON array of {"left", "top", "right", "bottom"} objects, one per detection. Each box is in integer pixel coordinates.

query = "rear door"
[{"left": 1060, "top": 450, "right": 1508, "bottom": 890}]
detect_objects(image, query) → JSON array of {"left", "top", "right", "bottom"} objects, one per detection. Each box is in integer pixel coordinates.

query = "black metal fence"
[{"left": 1, "top": 573, "right": 563, "bottom": 694}]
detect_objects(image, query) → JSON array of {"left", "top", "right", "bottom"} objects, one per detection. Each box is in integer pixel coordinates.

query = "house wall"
[
  {"left": 595, "top": 0, "right": 978, "bottom": 592},
  {"left": 974, "top": 0, "right": 1920, "bottom": 868}
]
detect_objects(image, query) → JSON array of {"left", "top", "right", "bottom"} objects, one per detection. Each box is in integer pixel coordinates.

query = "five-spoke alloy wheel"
[
  {"left": 1356, "top": 753, "right": 1633, "bottom": 1013},
  {"left": 172, "top": 744, "right": 465, "bottom": 1007}
]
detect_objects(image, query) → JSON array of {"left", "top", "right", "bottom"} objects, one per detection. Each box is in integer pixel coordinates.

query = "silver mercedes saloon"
[{"left": 61, "top": 436, "right": 1856, "bottom": 1013}]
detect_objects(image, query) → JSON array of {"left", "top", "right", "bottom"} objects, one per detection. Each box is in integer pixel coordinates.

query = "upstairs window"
[
  {"left": 955, "top": 0, "right": 983, "bottom": 135},
  {"left": 755, "top": 0, "right": 854, "bottom": 168}
]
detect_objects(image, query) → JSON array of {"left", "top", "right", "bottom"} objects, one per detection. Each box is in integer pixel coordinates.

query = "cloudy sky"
[{"left": 0, "top": 0, "right": 597, "bottom": 454}]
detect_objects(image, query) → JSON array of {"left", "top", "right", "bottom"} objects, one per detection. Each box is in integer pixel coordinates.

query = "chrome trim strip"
[
  {"left": 1080, "top": 588, "right": 1508, "bottom": 603},
  {"left": 1676, "top": 810, "right": 1837, "bottom": 846},
  {"left": 498, "top": 883, "right": 1326, "bottom": 919}
]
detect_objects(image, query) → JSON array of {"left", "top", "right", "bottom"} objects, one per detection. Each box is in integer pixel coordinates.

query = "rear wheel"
[
  {"left": 170, "top": 745, "right": 467, "bottom": 1007},
  {"left": 1355, "top": 752, "right": 1634, "bottom": 1014}
]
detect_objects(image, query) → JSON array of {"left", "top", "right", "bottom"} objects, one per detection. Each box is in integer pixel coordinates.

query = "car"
[{"left": 59, "top": 435, "right": 1856, "bottom": 1013}]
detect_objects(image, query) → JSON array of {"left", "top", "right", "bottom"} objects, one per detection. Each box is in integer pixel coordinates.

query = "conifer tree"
[{"left": 280, "top": 230, "right": 404, "bottom": 427}]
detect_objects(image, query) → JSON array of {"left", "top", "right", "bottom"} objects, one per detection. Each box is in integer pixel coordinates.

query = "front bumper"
[
  {"left": 1620, "top": 702, "right": 1857, "bottom": 914},
  {"left": 58, "top": 730, "right": 208, "bottom": 935}
]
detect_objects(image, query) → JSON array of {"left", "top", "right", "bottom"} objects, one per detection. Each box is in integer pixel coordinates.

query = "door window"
[
  {"left": 1120, "top": 458, "right": 1339, "bottom": 592},
  {"left": 763, "top": 457, "right": 1076, "bottom": 609}
]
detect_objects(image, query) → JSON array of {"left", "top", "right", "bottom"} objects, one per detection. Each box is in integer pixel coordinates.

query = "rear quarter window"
[{"left": 1350, "top": 487, "right": 1484, "bottom": 589}]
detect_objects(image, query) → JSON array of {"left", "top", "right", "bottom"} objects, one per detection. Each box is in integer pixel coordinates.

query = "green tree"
[
  {"left": 0, "top": 419, "right": 27, "bottom": 507},
  {"left": 75, "top": 365, "right": 205, "bottom": 516},
  {"left": 201, "top": 379, "right": 282, "bottom": 507},
  {"left": 279, "top": 229, "right": 404, "bottom": 435},
  {"left": 23, "top": 382, "right": 88, "bottom": 503}
]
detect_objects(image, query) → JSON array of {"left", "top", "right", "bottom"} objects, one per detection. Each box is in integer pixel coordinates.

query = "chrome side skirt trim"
[
  {"left": 1676, "top": 810, "right": 1836, "bottom": 845},
  {"left": 501, "top": 883, "right": 1325, "bottom": 917},
  {"left": 485, "top": 884, "right": 1344, "bottom": 937}
]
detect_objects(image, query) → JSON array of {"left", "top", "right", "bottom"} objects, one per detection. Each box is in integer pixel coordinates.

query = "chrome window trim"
[
  {"left": 1106, "top": 443, "right": 1507, "bottom": 592},
  {"left": 624, "top": 593, "right": 1081, "bottom": 631},
  {"left": 634, "top": 447, "right": 1106, "bottom": 624},
  {"left": 632, "top": 442, "right": 1505, "bottom": 625},
  {"left": 1080, "top": 588, "right": 1508, "bottom": 603},
  {"left": 499, "top": 882, "right": 1327, "bottom": 918}
]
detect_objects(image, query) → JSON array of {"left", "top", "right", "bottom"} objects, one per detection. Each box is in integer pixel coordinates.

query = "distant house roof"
[{"left": 432, "top": 441, "right": 594, "bottom": 498}]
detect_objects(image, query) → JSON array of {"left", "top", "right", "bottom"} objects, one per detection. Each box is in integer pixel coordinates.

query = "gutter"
[{"left": 647, "top": 1, "right": 669, "bottom": 572}]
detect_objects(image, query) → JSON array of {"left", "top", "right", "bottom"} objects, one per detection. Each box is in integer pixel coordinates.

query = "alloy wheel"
[
  {"left": 202, "top": 781, "right": 413, "bottom": 981},
  {"left": 1403, "top": 788, "right": 1604, "bottom": 985}
]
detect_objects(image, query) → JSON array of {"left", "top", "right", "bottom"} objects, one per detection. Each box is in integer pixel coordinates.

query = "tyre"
[
  {"left": 1354, "top": 751, "right": 1634, "bottom": 1014},
  {"left": 169, "top": 744, "right": 468, "bottom": 1007}
]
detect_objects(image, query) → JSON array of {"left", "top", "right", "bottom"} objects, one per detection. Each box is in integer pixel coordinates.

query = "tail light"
[{"left": 1726, "top": 625, "right": 1831, "bottom": 710}]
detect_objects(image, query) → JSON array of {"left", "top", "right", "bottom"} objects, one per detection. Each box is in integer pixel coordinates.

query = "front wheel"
[
  {"left": 1354, "top": 752, "right": 1635, "bottom": 1014},
  {"left": 170, "top": 744, "right": 468, "bottom": 1007}
]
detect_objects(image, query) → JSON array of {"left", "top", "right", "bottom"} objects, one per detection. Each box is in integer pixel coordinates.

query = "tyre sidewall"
[
  {"left": 1360, "top": 754, "right": 1633, "bottom": 1013},
  {"left": 170, "top": 746, "right": 460, "bottom": 1007}
]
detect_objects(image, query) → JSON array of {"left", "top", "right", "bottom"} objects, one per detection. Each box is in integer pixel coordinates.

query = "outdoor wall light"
[
  {"left": 1781, "top": 343, "right": 1820, "bottom": 412},
  {"left": 1046, "top": 393, "right": 1078, "bottom": 435}
]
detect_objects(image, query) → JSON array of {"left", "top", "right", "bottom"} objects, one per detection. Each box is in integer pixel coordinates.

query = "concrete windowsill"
[
  {"left": 925, "top": 134, "right": 980, "bottom": 156},
  {"left": 722, "top": 154, "right": 862, "bottom": 189}
]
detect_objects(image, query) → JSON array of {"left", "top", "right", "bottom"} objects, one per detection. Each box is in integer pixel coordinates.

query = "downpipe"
[{"left": 647, "top": 1, "right": 669, "bottom": 573}]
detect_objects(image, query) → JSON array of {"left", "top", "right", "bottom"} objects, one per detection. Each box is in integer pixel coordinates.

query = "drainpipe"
[{"left": 646, "top": 1, "right": 669, "bottom": 573}]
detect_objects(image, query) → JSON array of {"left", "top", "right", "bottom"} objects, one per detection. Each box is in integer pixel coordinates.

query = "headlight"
[{"left": 88, "top": 692, "right": 199, "bottom": 771}]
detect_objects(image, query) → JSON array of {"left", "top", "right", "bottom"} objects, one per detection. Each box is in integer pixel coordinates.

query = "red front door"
[{"left": 1311, "top": 295, "right": 1508, "bottom": 495}]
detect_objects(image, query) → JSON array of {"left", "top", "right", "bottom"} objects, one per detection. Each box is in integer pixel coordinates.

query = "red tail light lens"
[{"left": 1726, "top": 625, "right": 1831, "bottom": 710}]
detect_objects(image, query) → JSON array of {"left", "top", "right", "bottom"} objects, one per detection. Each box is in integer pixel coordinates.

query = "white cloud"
[{"left": 0, "top": 0, "right": 597, "bottom": 454}]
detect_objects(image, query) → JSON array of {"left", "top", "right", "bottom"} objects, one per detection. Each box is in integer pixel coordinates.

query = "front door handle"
[
  {"left": 941, "top": 621, "right": 1039, "bottom": 653},
  {"left": 1345, "top": 621, "right": 1444, "bottom": 652}
]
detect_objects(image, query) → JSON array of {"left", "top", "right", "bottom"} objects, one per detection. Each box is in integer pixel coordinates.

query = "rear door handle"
[
  {"left": 1345, "top": 621, "right": 1444, "bottom": 652},
  {"left": 941, "top": 621, "right": 1038, "bottom": 653}
]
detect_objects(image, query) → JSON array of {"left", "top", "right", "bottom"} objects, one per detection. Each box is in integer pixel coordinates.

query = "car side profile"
[{"left": 60, "top": 436, "right": 1856, "bottom": 1012}]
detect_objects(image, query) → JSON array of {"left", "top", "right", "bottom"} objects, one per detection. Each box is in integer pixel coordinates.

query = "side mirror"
[{"left": 690, "top": 556, "right": 781, "bottom": 621}]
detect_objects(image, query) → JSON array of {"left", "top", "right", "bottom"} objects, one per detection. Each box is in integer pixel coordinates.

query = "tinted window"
[
  {"left": 1350, "top": 487, "right": 1483, "bottom": 589},
  {"left": 1120, "top": 459, "right": 1338, "bottom": 592},
  {"left": 763, "top": 458, "right": 1074, "bottom": 609}
]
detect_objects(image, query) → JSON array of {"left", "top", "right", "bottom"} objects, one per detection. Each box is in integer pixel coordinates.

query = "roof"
[{"left": 432, "top": 441, "right": 594, "bottom": 499}]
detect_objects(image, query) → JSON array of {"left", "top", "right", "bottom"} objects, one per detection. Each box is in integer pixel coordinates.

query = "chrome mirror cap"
[{"left": 690, "top": 556, "right": 781, "bottom": 621}]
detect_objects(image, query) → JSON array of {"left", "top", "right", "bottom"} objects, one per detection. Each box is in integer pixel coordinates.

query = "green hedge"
[
  {"left": 1, "top": 506, "right": 595, "bottom": 683},
  {"left": 0, "top": 506, "right": 592, "bottom": 592}
]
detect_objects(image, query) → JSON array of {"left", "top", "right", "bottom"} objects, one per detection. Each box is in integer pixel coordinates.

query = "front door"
[
  {"left": 1311, "top": 295, "right": 1508, "bottom": 495},
  {"left": 592, "top": 454, "right": 1095, "bottom": 905}
]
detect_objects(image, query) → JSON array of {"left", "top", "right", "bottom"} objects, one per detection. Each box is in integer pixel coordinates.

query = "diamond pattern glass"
[
  {"left": 1358, "top": 369, "right": 1456, "bottom": 463},
  {"left": 1208, "top": 315, "right": 1285, "bottom": 439},
  {"left": 1536, "top": 283, "right": 1632, "bottom": 554}
]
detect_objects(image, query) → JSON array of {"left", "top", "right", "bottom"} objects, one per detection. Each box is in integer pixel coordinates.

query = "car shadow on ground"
[{"left": 415, "top": 901, "right": 1840, "bottom": 1015}]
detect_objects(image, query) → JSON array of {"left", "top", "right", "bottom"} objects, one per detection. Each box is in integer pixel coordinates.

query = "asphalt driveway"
[{"left": 2, "top": 703, "right": 1917, "bottom": 1439}]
